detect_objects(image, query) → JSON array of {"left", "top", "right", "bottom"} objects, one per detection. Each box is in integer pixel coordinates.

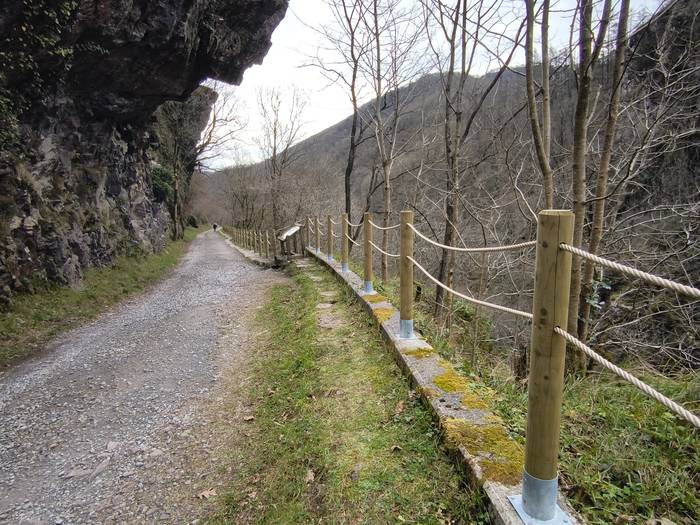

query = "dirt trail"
[{"left": 0, "top": 231, "right": 286, "bottom": 524}]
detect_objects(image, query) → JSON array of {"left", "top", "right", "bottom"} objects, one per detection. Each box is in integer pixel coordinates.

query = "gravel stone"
[{"left": 0, "top": 231, "right": 286, "bottom": 524}]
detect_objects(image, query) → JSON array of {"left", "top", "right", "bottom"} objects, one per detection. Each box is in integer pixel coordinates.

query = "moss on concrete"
[
  {"left": 372, "top": 307, "right": 395, "bottom": 323},
  {"left": 364, "top": 293, "right": 388, "bottom": 304},
  {"left": 403, "top": 347, "right": 434, "bottom": 358},
  {"left": 443, "top": 418, "right": 524, "bottom": 486}
]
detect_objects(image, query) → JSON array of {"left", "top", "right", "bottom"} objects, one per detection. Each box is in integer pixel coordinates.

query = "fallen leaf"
[
  {"left": 391, "top": 445, "right": 403, "bottom": 453},
  {"left": 397, "top": 516, "right": 406, "bottom": 522},
  {"left": 197, "top": 488, "right": 217, "bottom": 500},
  {"left": 350, "top": 464, "right": 361, "bottom": 482},
  {"left": 394, "top": 400, "right": 405, "bottom": 416},
  {"left": 243, "top": 415, "right": 255, "bottom": 422},
  {"left": 304, "top": 469, "right": 315, "bottom": 484}
]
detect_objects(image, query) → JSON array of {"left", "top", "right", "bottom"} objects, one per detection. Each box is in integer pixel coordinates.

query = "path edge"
[{"left": 302, "top": 247, "right": 585, "bottom": 525}]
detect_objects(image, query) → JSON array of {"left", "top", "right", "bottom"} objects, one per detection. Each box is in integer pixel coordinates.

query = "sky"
[{"left": 212, "top": 0, "right": 662, "bottom": 168}]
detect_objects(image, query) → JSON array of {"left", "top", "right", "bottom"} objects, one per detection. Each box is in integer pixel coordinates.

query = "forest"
[{"left": 193, "top": 0, "right": 698, "bottom": 380}]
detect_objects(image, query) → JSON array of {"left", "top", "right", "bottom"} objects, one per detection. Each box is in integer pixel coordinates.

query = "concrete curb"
[{"left": 302, "top": 247, "right": 584, "bottom": 525}]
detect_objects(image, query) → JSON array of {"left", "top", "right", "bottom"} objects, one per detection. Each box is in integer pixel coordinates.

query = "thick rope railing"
[
  {"left": 329, "top": 218, "right": 338, "bottom": 225},
  {"left": 369, "top": 220, "right": 400, "bottom": 231},
  {"left": 553, "top": 327, "right": 700, "bottom": 428},
  {"left": 560, "top": 243, "right": 700, "bottom": 300},
  {"left": 345, "top": 233, "right": 361, "bottom": 247},
  {"left": 409, "top": 224, "right": 537, "bottom": 253},
  {"left": 369, "top": 240, "right": 399, "bottom": 258},
  {"left": 332, "top": 232, "right": 340, "bottom": 238},
  {"left": 409, "top": 256, "right": 533, "bottom": 320},
  {"left": 308, "top": 225, "right": 315, "bottom": 233}
]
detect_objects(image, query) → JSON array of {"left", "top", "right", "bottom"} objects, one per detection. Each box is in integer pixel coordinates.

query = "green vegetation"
[
  {"left": 346, "top": 258, "right": 699, "bottom": 524},
  {"left": 1, "top": 0, "right": 80, "bottom": 155},
  {"left": 211, "top": 265, "right": 490, "bottom": 524},
  {"left": 0, "top": 225, "right": 205, "bottom": 366},
  {"left": 484, "top": 367, "right": 700, "bottom": 525}
]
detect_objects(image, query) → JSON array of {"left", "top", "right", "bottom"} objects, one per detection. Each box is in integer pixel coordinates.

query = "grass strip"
[{"left": 211, "top": 265, "right": 490, "bottom": 524}]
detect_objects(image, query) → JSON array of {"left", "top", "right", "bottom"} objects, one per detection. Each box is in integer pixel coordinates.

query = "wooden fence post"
[
  {"left": 271, "top": 229, "right": 277, "bottom": 259},
  {"left": 304, "top": 217, "right": 310, "bottom": 249},
  {"left": 326, "top": 215, "right": 333, "bottom": 262},
  {"left": 519, "top": 209, "right": 574, "bottom": 522},
  {"left": 399, "top": 210, "right": 415, "bottom": 338},
  {"left": 341, "top": 213, "right": 349, "bottom": 272},
  {"left": 265, "top": 230, "right": 270, "bottom": 259},
  {"left": 363, "top": 212, "right": 374, "bottom": 293},
  {"left": 315, "top": 216, "right": 321, "bottom": 254}
]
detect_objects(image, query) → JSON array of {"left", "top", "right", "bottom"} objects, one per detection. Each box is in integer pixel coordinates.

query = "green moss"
[
  {"left": 434, "top": 367, "right": 471, "bottom": 393},
  {"left": 372, "top": 307, "right": 395, "bottom": 323},
  {"left": 363, "top": 293, "right": 387, "bottom": 304},
  {"left": 403, "top": 347, "right": 434, "bottom": 359},
  {"left": 443, "top": 418, "right": 524, "bottom": 486},
  {"left": 433, "top": 367, "right": 491, "bottom": 409}
]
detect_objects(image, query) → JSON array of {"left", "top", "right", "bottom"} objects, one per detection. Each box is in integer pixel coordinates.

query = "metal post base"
[
  {"left": 508, "top": 471, "right": 572, "bottom": 524},
  {"left": 399, "top": 319, "right": 415, "bottom": 339},
  {"left": 363, "top": 281, "right": 374, "bottom": 294},
  {"left": 508, "top": 495, "right": 571, "bottom": 524},
  {"left": 341, "top": 263, "right": 349, "bottom": 273}
]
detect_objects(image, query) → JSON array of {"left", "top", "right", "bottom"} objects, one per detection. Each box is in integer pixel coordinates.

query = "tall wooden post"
[
  {"left": 265, "top": 230, "right": 270, "bottom": 259},
  {"left": 293, "top": 231, "right": 299, "bottom": 254},
  {"left": 271, "top": 229, "right": 277, "bottom": 259},
  {"left": 304, "top": 217, "right": 310, "bottom": 248},
  {"left": 399, "top": 210, "right": 414, "bottom": 338},
  {"left": 315, "top": 216, "right": 321, "bottom": 254},
  {"left": 341, "top": 213, "right": 349, "bottom": 272},
  {"left": 520, "top": 209, "right": 574, "bottom": 521},
  {"left": 326, "top": 215, "right": 333, "bottom": 261},
  {"left": 363, "top": 212, "right": 374, "bottom": 293}
]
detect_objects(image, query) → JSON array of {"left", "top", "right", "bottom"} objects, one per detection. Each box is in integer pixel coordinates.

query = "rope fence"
[
  {"left": 409, "top": 256, "right": 534, "bottom": 319},
  {"left": 554, "top": 327, "right": 700, "bottom": 428},
  {"left": 409, "top": 223, "right": 537, "bottom": 253},
  {"left": 560, "top": 243, "right": 700, "bottom": 300},
  {"left": 369, "top": 240, "right": 400, "bottom": 258},
  {"left": 231, "top": 207, "right": 699, "bottom": 522},
  {"left": 368, "top": 220, "right": 400, "bottom": 230}
]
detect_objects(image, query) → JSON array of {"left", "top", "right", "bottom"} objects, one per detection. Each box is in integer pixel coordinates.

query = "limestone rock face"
[{"left": 0, "top": 0, "right": 287, "bottom": 304}]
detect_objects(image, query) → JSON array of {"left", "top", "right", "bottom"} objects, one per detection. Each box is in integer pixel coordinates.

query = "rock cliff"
[{"left": 0, "top": 0, "right": 287, "bottom": 304}]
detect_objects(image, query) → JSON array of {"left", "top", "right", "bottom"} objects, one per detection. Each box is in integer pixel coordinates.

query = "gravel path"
[{"left": 0, "top": 231, "right": 286, "bottom": 524}]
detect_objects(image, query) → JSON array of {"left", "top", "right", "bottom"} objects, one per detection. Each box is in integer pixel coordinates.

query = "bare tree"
[
  {"left": 308, "top": 0, "right": 371, "bottom": 224},
  {"left": 155, "top": 81, "right": 244, "bottom": 239},
  {"left": 421, "top": 0, "right": 524, "bottom": 324},
  {"left": 256, "top": 86, "right": 307, "bottom": 231}
]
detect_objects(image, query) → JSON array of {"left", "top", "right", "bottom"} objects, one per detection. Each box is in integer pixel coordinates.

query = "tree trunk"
[{"left": 578, "top": 0, "right": 629, "bottom": 342}]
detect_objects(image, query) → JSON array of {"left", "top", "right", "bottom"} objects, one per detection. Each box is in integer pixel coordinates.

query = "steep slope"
[{"left": 0, "top": 0, "right": 287, "bottom": 304}]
